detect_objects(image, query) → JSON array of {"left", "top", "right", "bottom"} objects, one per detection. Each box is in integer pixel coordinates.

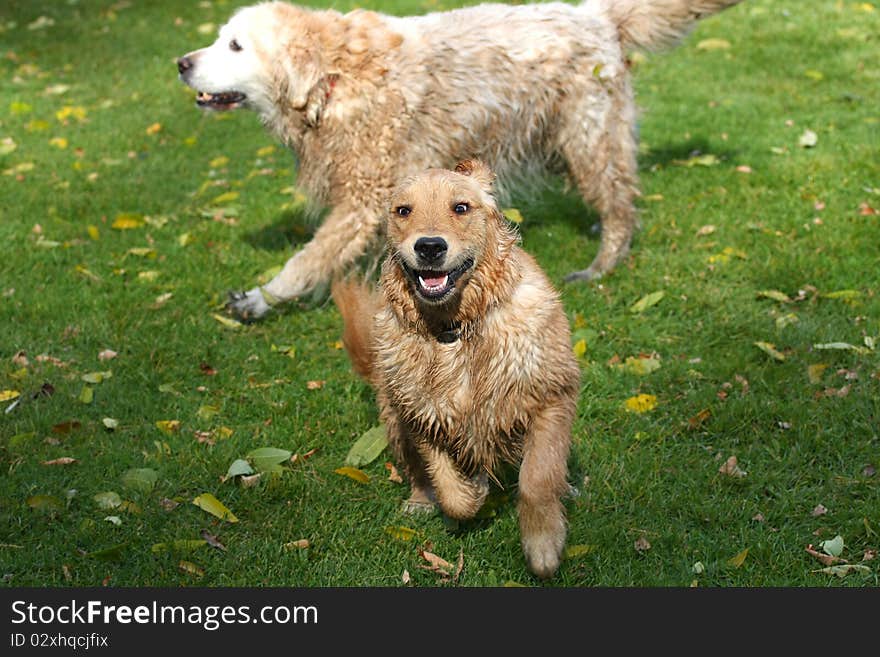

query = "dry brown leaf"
[
  {"left": 36, "top": 354, "right": 67, "bottom": 367},
  {"left": 862, "top": 549, "right": 876, "bottom": 562},
  {"left": 240, "top": 474, "right": 261, "bottom": 488},
  {"left": 419, "top": 548, "right": 454, "bottom": 575},
  {"left": 688, "top": 408, "right": 711, "bottom": 430},
  {"left": 634, "top": 536, "right": 651, "bottom": 552},
  {"left": 454, "top": 548, "right": 464, "bottom": 582},
  {"left": 752, "top": 513, "right": 765, "bottom": 523},
  {"left": 200, "top": 529, "right": 227, "bottom": 551},
  {"left": 199, "top": 362, "right": 217, "bottom": 376},
  {"left": 306, "top": 380, "right": 326, "bottom": 390},
  {"left": 159, "top": 498, "right": 179, "bottom": 512},
  {"left": 718, "top": 455, "right": 747, "bottom": 478},
  {"left": 98, "top": 349, "right": 118, "bottom": 361},
  {"left": 401, "top": 569, "right": 411, "bottom": 585},
  {"left": 12, "top": 350, "right": 28, "bottom": 367},
  {"left": 385, "top": 462, "right": 403, "bottom": 483},
  {"left": 284, "top": 539, "right": 310, "bottom": 550},
  {"left": 734, "top": 374, "right": 749, "bottom": 395},
  {"left": 811, "top": 504, "right": 828, "bottom": 517},
  {"left": 805, "top": 545, "right": 846, "bottom": 566},
  {"left": 41, "top": 457, "right": 77, "bottom": 466},
  {"left": 193, "top": 430, "right": 216, "bottom": 446}
]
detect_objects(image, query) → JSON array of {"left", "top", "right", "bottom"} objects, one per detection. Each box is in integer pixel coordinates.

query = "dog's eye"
[
  {"left": 229, "top": 39, "right": 242, "bottom": 52},
  {"left": 395, "top": 206, "right": 411, "bottom": 217},
  {"left": 453, "top": 203, "right": 469, "bottom": 215}
]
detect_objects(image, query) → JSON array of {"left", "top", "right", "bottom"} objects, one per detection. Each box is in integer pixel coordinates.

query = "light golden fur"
[
  {"left": 178, "top": 0, "right": 744, "bottom": 320},
  {"left": 332, "top": 161, "right": 581, "bottom": 578}
]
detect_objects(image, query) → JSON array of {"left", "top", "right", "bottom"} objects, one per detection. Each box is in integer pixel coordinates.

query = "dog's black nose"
[
  {"left": 177, "top": 57, "right": 193, "bottom": 75},
  {"left": 414, "top": 236, "right": 447, "bottom": 264}
]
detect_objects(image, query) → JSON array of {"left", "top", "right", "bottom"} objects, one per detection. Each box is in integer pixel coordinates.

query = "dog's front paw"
[
  {"left": 226, "top": 286, "right": 273, "bottom": 320},
  {"left": 522, "top": 531, "right": 565, "bottom": 580}
]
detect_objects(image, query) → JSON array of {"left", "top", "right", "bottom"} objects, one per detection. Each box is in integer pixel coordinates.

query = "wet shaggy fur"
[
  {"left": 332, "top": 161, "right": 581, "bottom": 578},
  {"left": 177, "top": 0, "right": 745, "bottom": 320}
]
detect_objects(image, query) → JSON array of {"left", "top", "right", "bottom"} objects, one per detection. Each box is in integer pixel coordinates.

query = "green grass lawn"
[{"left": 1, "top": 0, "right": 878, "bottom": 587}]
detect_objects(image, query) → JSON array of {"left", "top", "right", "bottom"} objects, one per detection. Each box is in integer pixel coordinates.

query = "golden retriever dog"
[
  {"left": 331, "top": 160, "right": 581, "bottom": 578},
  {"left": 177, "top": 0, "right": 744, "bottom": 320}
]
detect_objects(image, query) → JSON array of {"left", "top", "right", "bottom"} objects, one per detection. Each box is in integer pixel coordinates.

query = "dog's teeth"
[{"left": 418, "top": 274, "right": 449, "bottom": 292}]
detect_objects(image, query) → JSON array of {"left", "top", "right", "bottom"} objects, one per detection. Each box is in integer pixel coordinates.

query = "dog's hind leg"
[
  {"left": 558, "top": 82, "right": 640, "bottom": 283},
  {"left": 518, "top": 397, "right": 575, "bottom": 579},
  {"left": 227, "top": 202, "right": 384, "bottom": 319}
]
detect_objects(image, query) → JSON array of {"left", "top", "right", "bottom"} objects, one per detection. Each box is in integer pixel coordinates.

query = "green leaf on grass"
[
  {"left": 813, "top": 342, "right": 871, "bottom": 354},
  {"left": 384, "top": 526, "right": 417, "bottom": 541},
  {"left": 630, "top": 291, "right": 665, "bottom": 314},
  {"left": 26, "top": 494, "right": 64, "bottom": 513},
  {"left": 727, "top": 547, "right": 749, "bottom": 568},
  {"left": 820, "top": 535, "right": 844, "bottom": 557},
  {"left": 821, "top": 289, "right": 861, "bottom": 300},
  {"left": 564, "top": 544, "right": 597, "bottom": 559},
  {"left": 345, "top": 425, "right": 388, "bottom": 467},
  {"left": 756, "top": 289, "right": 791, "bottom": 303},
  {"left": 807, "top": 363, "right": 829, "bottom": 383},
  {"left": 225, "top": 459, "right": 254, "bottom": 480},
  {"left": 620, "top": 355, "right": 661, "bottom": 376},
  {"left": 197, "top": 404, "right": 220, "bottom": 421},
  {"left": 212, "top": 313, "right": 243, "bottom": 330},
  {"left": 814, "top": 564, "right": 871, "bottom": 577},
  {"left": 121, "top": 468, "right": 158, "bottom": 493},
  {"left": 87, "top": 543, "right": 128, "bottom": 561},
  {"left": 94, "top": 491, "right": 122, "bottom": 510},
  {"left": 78, "top": 385, "right": 93, "bottom": 404},
  {"left": 151, "top": 540, "right": 207, "bottom": 554},
  {"left": 10, "top": 432, "right": 36, "bottom": 450},
  {"left": 334, "top": 466, "right": 370, "bottom": 484},
  {"left": 192, "top": 493, "right": 238, "bottom": 523},
  {"left": 247, "top": 447, "right": 292, "bottom": 473},
  {"left": 754, "top": 341, "right": 785, "bottom": 361},
  {"left": 696, "top": 38, "right": 731, "bottom": 50}
]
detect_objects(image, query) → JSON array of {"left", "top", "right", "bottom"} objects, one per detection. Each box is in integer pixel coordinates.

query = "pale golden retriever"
[
  {"left": 332, "top": 160, "right": 581, "bottom": 578},
  {"left": 177, "top": 0, "right": 743, "bottom": 318}
]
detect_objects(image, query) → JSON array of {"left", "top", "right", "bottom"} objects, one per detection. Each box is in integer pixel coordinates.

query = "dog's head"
[
  {"left": 387, "top": 160, "right": 509, "bottom": 307},
  {"left": 176, "top": 3, "right": 323, "bottom": 116}
]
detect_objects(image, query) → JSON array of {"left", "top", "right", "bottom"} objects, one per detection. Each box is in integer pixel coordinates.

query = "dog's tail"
[
  {"left": 598, "top": 0, "right": 744, "bottom": 51},
  {"left": 331, "top": 277, "right": 380, "bottom": 384}
]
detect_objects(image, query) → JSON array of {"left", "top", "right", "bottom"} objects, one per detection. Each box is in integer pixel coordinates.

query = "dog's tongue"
[{"left": 421, "top": 274, "right": 447, "bottom": 288}]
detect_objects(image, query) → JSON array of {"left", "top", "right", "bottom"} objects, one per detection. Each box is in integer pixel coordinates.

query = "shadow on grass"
[
  {"left": 241, "top": 208, "right": 316, "bottom": 252},
  {"left": 639, "top": 138, "right": 740, "bottom": 169}
]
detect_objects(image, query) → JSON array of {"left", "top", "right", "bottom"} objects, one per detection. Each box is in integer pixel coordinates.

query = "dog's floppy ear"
[{"left": 454, "top": 159, "right": 495, "bottom": 194}]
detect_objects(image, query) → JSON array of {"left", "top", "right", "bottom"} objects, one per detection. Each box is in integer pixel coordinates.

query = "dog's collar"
[{"left": 435, "top": 321, "right": 462, "bottom": 344}]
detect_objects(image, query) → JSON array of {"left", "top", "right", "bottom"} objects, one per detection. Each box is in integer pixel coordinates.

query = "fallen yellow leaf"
[
  {"left": 334, "top": 466, "right": 370, "bottom": 484},
  {"left": 0, "top": 390, "right": 20, "bottom": 402},
  {"left": 624, "top": 394, "right": 657, "bottom": 413}
]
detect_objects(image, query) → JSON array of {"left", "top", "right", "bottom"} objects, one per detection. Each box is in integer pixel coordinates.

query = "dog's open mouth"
[
  {"left": 196, "top": 91, "right": 246, "bottom": 110},
  {"left": 401, "top": 257, "right": 474, "bottom": 302}
]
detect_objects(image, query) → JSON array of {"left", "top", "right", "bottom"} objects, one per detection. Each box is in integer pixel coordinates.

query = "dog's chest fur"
[{"left": 374, "top": 273, "right": 574, "bottom": 472}]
